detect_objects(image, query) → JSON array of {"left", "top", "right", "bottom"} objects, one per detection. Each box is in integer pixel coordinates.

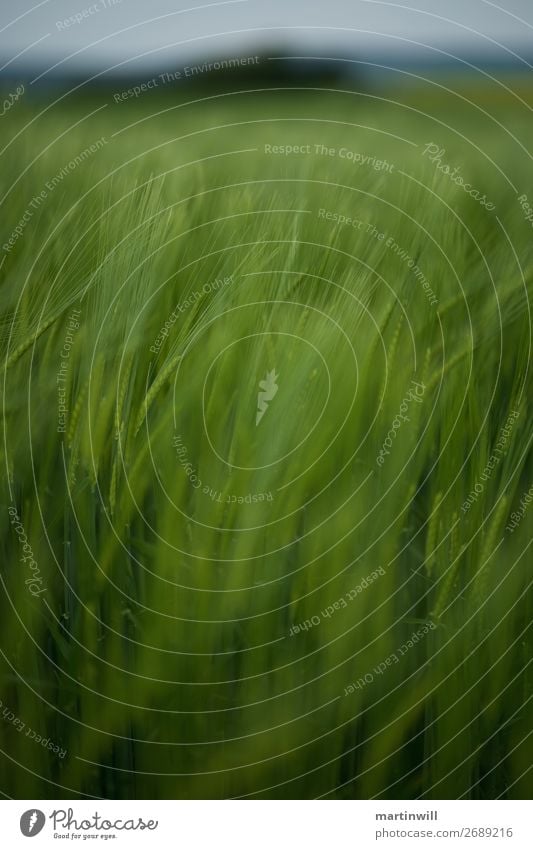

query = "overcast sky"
[{"left": 1, "top": 0, "right": 532, "bottom": 76}]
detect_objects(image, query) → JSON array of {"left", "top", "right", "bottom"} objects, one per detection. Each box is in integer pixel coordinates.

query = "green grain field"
[{"left": 0, "top": 79, "right": 532, "bottom": 798}]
